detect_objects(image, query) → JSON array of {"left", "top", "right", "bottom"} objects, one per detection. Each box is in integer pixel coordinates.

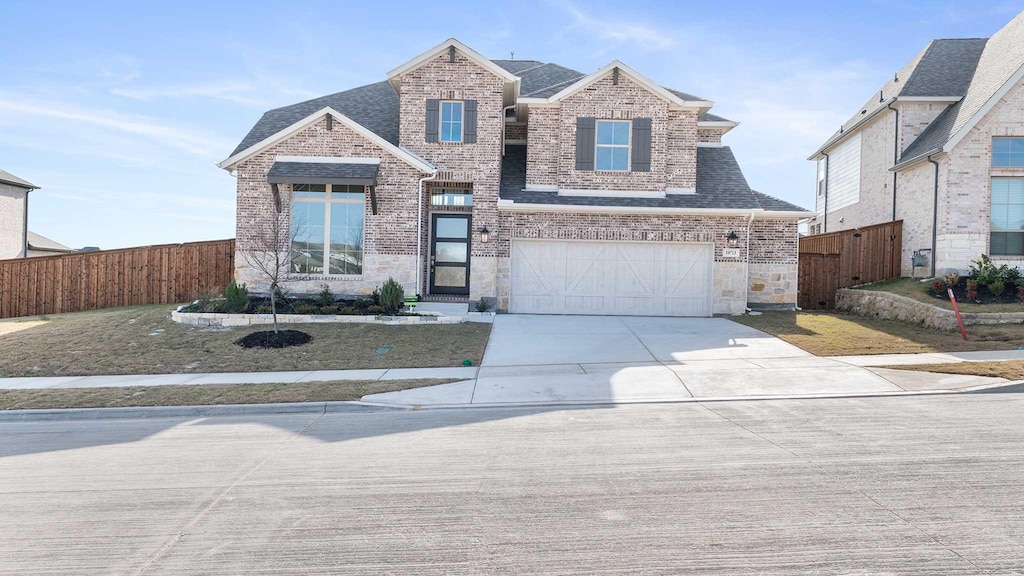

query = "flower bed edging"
[
  {"left": 171, "top": 308, "right": 467, "bottom": 327},
  {"left": 836, "top": 288, "right": 1024, "bottom": 331}
]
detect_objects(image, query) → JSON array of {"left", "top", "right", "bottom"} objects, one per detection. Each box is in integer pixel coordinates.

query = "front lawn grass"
[
  {"left": 0, "top": 378, "right": 454, "bottom": 410},
  {"left": 856, "top": 277, "right": 1024, "bottom": 313},
  {"left": 731, "top": 311, "right": 1024, "bottom": 356},
  {"left": 880, "top": 360, "right": 1024, "bottom": 381},
  {"left": 0, "top": 305, "right": 491, "bottom": 377}
]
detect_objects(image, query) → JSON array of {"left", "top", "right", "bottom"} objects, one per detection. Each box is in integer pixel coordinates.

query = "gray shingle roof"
[
  {"left": 699, "top": 112, "right": 734, "bottom": 123},
  {"left": 231, "top": 57, "right": 719, "bottom": 158},
  {"left": 27, "top": 232, "right": 73, "bottom": 252},
  {"left": 267, "top": 161, "right": 379, "bottom": 185},
  {"left": 0, "top": 168, "right": 37, "bottom": 189},
  {"left": 901, "top": 13, "right": 1024, "bottom": 165},
  {"left": 899, "top": 38, "right": 988, "bottom": 97},
  {"left": 230, "top": 81, "right": 399, "bottom": 157},
  {"left": 812, "top": 37, "right": 990, "bottom": 159},
  {"left": 499, "top": 145, "right": 808, "bottom": 212}
]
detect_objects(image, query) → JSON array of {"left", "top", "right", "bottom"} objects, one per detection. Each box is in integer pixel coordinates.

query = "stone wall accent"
[
  {"left": 395, "top": 47, "right": 506, "bottom": 297},
  {"left": 836, "top": 287, "right": 1024, "bottom": 331},
  {"left": 713, "top": 261, "right": 746, "bottom": 315},
  {"left": 747, "top": 263, "right": 797, "bottom": 305},
  {"left": 0, "top": 183, "right": 27, "bottom": 259},
  {"left": 171, "top": 308, "right": 467, "bottom": 328},
  {"left": 234, "top": 117, "right": 425, "bottom": 296},
  {"left": 234, "top": 253, "right": 418, "bottom": 298}
]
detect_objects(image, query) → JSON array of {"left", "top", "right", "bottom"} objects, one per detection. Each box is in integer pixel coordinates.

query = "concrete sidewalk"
[
  {"left": 830, "top": 349, "right": 1024, "bottom": 367},
  {"left": 0, "top": 366, "right": 479, "bottom": 390}
]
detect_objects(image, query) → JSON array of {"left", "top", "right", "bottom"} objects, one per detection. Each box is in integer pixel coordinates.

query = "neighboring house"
[
  {"left": 0, "top": 169, "right": 81, "bottom": 259},
  {"left": 808, "top": 11, "right": 1024, "bottom": 277},
  {"left": 220, "top": 39, "right": 810, "bottom": 316}
]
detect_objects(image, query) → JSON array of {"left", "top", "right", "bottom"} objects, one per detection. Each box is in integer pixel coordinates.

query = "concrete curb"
[
  {"left": 0, "top": 401, "right": 405, "bottom": 422},
  {"left": 4, "top": 380, "right": 1022, "bottom": 421}
]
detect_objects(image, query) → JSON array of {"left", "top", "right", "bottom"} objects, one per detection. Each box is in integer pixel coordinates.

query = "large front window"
[
  {"left": 440, "top": 101, "right": 463, "bottom": 142},
  {"left": 991, "top": 178, "right": 1024, "bottom": 256},
  {"left": 291, "top": 184, "right": 365, "bottom": 275},
  {"left": 993, "top": 138, "right": 1024, "bottom": 167},
  {"left": 595, "top": 120, "right": 630, "bottom": 171}
]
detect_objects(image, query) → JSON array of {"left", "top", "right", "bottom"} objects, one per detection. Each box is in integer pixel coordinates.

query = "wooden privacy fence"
[
  {"left": 0, "top": 239, "right": 235, "bottom": 319},
  {"left": 798, "top": 221, "right": 902, "bottom": 310}
]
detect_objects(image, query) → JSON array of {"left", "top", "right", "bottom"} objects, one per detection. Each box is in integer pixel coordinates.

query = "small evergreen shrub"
[
  {"left": 292, "top": 303, "right": 317, "bottom": 315},
  {"left": 367, "top": 304, "right": 386, "bottom": 314},
  {"left": 378, "top": 278, "right": 405, "bottom": 314},
  {"left": 224, "top": 280, "right": 250, "bottom": 313},
  {"left": 989, "top": 279, "right": 1006, "bottom": 297},
  {"left": 319, "top": 305, "right": 338, "bottom": 315},
  {"left": 317, "top": 284, "right": 335, "bottom": 307}
]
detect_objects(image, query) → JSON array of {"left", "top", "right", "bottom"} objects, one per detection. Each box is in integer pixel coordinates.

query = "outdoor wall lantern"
[
  {"left": 479, "top": 226, "right": 491, "bottom": 243},
  {"left": 726, "top": 231, "right": 740, "bottom": 248}
]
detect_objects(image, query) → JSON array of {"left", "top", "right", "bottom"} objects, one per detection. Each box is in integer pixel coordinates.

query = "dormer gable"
[{"left": 386, "top": 38, "right": 520, "bottom": 107}]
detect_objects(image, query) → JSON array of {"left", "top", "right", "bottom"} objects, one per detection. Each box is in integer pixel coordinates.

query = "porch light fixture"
[
  {"left": 726, "top": 231, "right": 740, "bottom": 248},
  {"left": 479, "top": 226, "right": 490, "bottom": 243}
]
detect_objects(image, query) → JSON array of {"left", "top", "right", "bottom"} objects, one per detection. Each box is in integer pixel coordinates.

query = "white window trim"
[
  {"left": 595, "top": 119, "right": 631, "bottom": 172},
  {"left": 440, "top": 100, "right": 464, "bottom": 143},
  {"left": 290, "top": 184, "right": 366, "bottom": 277}
]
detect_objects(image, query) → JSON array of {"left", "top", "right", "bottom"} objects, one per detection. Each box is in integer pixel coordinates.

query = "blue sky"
[{"left": 1, "top": 0, "right": 1021, "bottom": 249}]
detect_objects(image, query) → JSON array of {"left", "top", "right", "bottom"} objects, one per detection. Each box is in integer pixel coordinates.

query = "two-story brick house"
[
  {"left": 808, "top": 11, "right": 1024, "bottom": 277},
  {"left": 220, "top": 39, "right": 809, "bottom": 316}
]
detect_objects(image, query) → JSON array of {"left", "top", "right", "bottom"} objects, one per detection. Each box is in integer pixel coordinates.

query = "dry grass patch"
[
  {"left": 732, "top": 311, "right": 1024, "bottom": 356},
  {"left": 0, "top": 378, "right": 454, "bottom": 410},
  {"left": 880, "top": 360, "right": 1024, "bottom": 381},
  {"left": 856, "top": 277, "right": 1024, "bottom": 313},
  {"left": 0, "top": 305, "right": 491, "bottom": 377}
]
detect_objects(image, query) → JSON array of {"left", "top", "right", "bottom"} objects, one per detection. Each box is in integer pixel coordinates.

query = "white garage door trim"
[{"left": 509, "top": 239, "right": 714, "bottom": 317}]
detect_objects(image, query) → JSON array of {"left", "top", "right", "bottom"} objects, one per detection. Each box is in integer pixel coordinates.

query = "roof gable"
[
  {"left": 218, "top": 107, "right": 435, "bottom": 173},
  {"left": 0, "top": 169, "right": 37, "bottom": 189},
  {"left": 386, "top": 38, "right": 518, "bottom": 93}
]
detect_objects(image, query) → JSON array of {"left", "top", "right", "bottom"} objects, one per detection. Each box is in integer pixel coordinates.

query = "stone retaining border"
[
  {"left": 836, "top": 288, "right": 1024, "bottom": 331},
  {"left": 171, "top": 307, "right": 479, "bottom": 327}
]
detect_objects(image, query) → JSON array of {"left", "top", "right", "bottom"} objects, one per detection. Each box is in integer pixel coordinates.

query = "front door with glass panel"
[{"left": 430, "top": 214, "right": 471, "bottom": 295}]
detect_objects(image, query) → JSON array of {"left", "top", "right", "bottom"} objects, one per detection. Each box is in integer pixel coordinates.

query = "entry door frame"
[{"left": 429, "top": 213, "right": 472, "bottom": 296}]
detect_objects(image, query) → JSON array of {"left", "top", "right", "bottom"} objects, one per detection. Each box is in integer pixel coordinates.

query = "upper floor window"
[
  {"left": 596, "top": 120, "right": 630, "bottom": 171},
  {"left": 993, "top": 138, "right": 1024, "bottom": 167},
  {"left": 817, "top": 158, "right": 827, "bottom": 196},
  {"left": 440, "top": 101, "right": 464, "bottom": 142}
]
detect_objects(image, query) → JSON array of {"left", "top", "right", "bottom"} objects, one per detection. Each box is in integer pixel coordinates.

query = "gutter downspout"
[
  {"left": 744, "top": 211, "right": 755, "bottom": 312},
  {"left": 927, "top": 155, "right": 939, "bottom": 278},
  {"left": 821, "top": 152, "right": 829, "bottom": 232},
  {"left": 22, "top": 189, "right": 31, "bottom": 258},
  {"left": 887, "top": 102, "right": 899, "bottom": 221},
  {"left": 416, "top": 172, "right": 438, "bottom": 297}
]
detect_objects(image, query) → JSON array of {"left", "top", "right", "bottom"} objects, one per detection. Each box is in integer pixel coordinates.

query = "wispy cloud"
[
  {"left": 110, "top": 80, "right": 270, "bottom": 107},
  {"left": 0, "top": 95, "right": 233, "bottom": 157},
  {"left": 558, "top": 2, "right": 680, "bottom": 52}
]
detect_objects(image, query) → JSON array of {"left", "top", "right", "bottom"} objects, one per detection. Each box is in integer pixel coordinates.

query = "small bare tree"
[{"left": 238, "top": 184, "right": 296, "bottom": 335}]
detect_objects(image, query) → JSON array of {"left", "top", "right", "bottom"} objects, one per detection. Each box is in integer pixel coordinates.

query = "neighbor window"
[
  {"left": 993, "top": 138, "right": 1024, "bottom": 167},
  {"left": 990, "top": 178, "right": 1024, "bottom": 256},
  {"left": 291, "top": 184, "right": 365, "bottom": 275},
  {"left": 440, "top": 101, "right": 464, "bottom": 142},
  {"left": 817, "top": 158, "right": 827, "bottom": 196},
  {"left": 431, "top": 187, "right": 473, "bottom": 206},
  {"left": 595, "top": 120, "right": 630, "bottom": 171}
]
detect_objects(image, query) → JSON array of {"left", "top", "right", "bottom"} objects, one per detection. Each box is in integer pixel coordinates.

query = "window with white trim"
[
  {"left": 440, "top": 101, "right": 464, "bottom": 142},
  {"left": 993, "top": 138, "right": 1024, "bottom": 167},
  {"left": 595, "top": 120, "right": 630, "bottom": 171},
  {"left": 290, "top": 184, "right": 365, "bottom": 275}
]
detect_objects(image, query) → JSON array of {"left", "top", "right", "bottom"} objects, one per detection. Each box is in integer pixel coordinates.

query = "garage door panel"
[{"left": 511, "top": 240, "right": 713, "bottom": 317}]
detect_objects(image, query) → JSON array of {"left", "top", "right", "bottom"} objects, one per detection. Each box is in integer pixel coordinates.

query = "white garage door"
[{"left": 510, "top": 240, "right": 713, "bottom": 317}]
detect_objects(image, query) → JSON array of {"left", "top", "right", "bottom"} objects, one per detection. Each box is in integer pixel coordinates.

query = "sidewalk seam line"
[{"left": 618, "top": 318, "right": 694, "bottom": 398}]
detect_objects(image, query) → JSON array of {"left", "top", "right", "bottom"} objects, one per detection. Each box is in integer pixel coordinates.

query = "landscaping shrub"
[
  {"left": 224, "top": 280, "right": 250, "bottom": 313},
  {"left": 943, "top": 272, "right": 960, "bottom": 288},
  {"left": 989, "top": 279, "right": 1007, "bottom": 297},
  {"left": 378, "top": 278, "right": 405, "bottom": 314},
  {"left": 931, "top": 280, "right": 945, "bottom": 293},
  {"left": 319, "top": 305, "right": 338, "bottom": 314},
  {"left": 1018, "top": 286, "right": 1024, "bottom": 302},
  {"left": 292, "top": 303, "right": 317, "bottom": 315},
  {"left": 255, "top": 305, "right": 272, "bottom": 314},
  {"left": 367, "top": 305, "right": 386, "bottom": 314},
  {"left": 316, "top": 284, "right": 335, "bottom": 308},
  {"left": 966, "top": 280, "right": 979, "bottom": 300}
]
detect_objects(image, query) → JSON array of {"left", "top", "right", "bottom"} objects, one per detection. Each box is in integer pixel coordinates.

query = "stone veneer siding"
[
  {"left": 0, "top": 183, "right": 27, "bottom": 259},
  {"left": 396, "top": 48, "right": 505, "bottom": 299},
  {"left": 234, "top": 117, "right": 424, "bottom": 296}
]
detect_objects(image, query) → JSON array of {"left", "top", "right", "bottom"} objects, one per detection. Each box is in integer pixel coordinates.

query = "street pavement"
[{"left": 2, "top": 393, "right": 1023, "bottom": 574}]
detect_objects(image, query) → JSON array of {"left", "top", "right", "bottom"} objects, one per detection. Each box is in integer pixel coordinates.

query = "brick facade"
[{"left": 0, "top": 183, "right": 27, "bottom": 259}]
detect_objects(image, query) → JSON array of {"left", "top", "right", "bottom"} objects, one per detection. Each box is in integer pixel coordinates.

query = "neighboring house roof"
[
  {"left": 0, "top": 169, "right": 37, "bottom": 189},
  {"left": 498, "top": 144, "right": 809, "bottom": 214},
  {"left": 899, "top": 13, "right": 1024, "bottom": 167},
  {"left": 809, "top": 37, "right": 989, "bottom": 160},
  {"left": 27, "top": 232, "right": 74, "bottom": 253},
  {"left": 230, "top": 55, "right": 724, "bottom": 158}
]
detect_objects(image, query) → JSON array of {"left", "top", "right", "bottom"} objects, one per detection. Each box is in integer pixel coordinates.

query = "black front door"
[{"left": 430, "top": 214, "right": 471, "bottom": 295}]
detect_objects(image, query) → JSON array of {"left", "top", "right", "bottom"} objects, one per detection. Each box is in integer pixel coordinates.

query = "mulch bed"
[
  {"left": 236, "top": 330, "right": 313, "bottom": 349},
  {"left": 928, "top": 277, "right": 1023, "bottom": 306}
]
